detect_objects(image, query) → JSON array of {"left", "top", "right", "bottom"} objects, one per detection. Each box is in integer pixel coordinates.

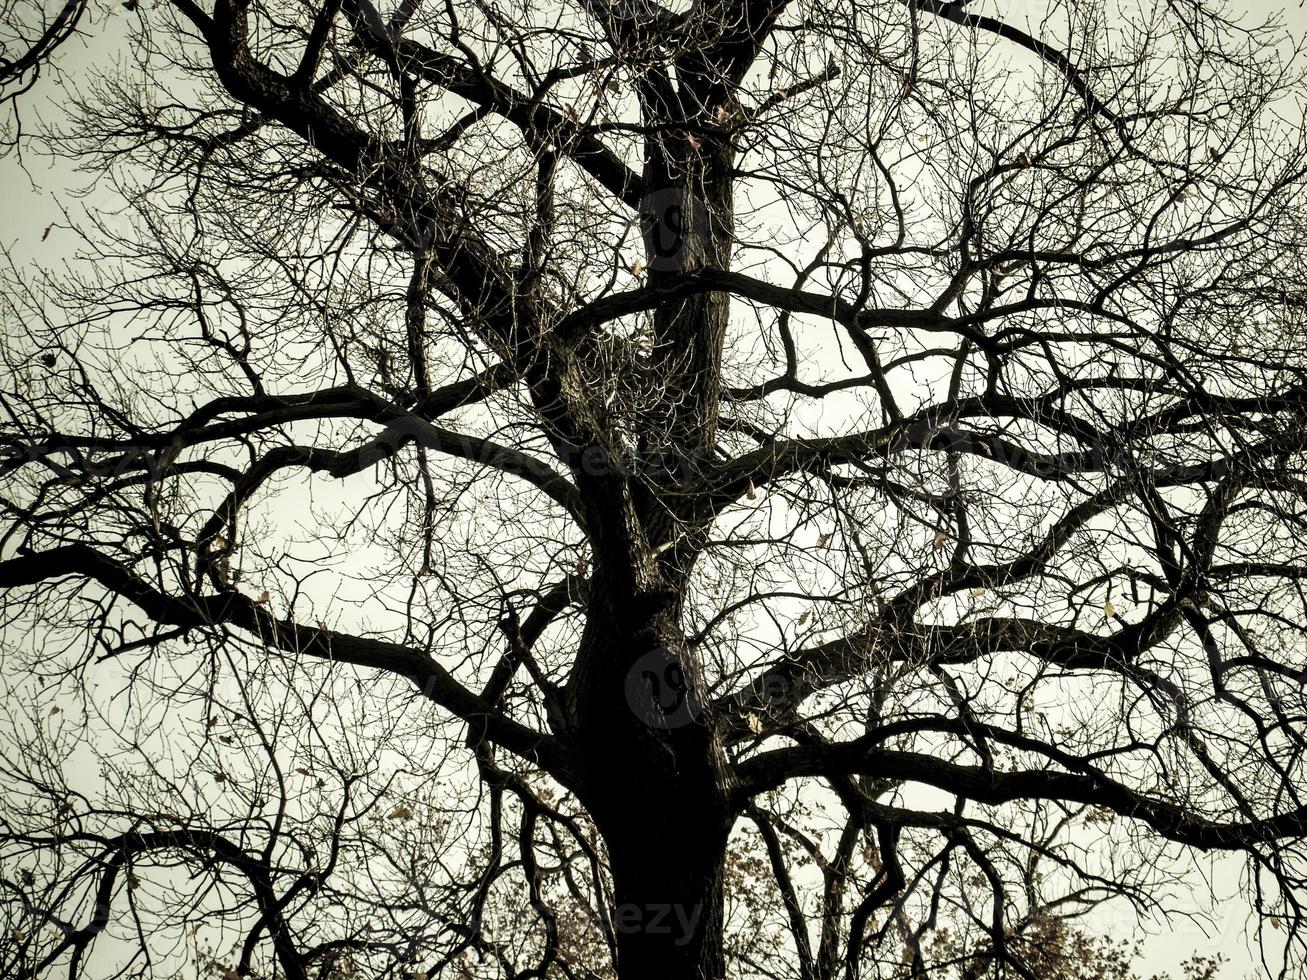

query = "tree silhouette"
[{"left": 3, "top": 0, "right": 1307, "bottom": 977}]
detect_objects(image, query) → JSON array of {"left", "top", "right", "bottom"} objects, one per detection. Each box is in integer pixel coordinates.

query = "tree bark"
[
  {"left": 604, "top": 808, "right": 732, "bottom": 980},
  {"left": 565, "top": 85, "right": 740, "bottom": 978},
  {"left": 569, "top": 596, "right": 735, "bottom": 979}
]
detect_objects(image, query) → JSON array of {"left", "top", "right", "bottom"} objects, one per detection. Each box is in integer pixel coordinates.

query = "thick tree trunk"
[
  {"left": 568, "top": 593, "right": 736, "bottom": 979},
  {"left": 604, "top": 808, "right": 732, "bottom": 979},
  {"left": 573, "top": 670, "right": 736, "bottom": 979}
]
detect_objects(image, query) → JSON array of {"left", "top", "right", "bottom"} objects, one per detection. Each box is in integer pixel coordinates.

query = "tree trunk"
[
  {"left": 568, "top": 596, "right": 735, "bottom": 979},
  {"left": 574, "top": 670, "right": 736, "bottom": 980},
  {"left": 604, "top": 808, "right": 732, "bottom": 980}
]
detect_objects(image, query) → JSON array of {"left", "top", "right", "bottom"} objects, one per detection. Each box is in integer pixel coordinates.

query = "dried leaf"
[
  {"left": 684, "top": 131, "right": 702, "bottom": 150},
  {"left": 1103, "top": 601, "right": 1116, "bottom": 618},
  {"left": 745, "top": 479, "right": 758, "bottom": 501},
  {"left": 714, "top": 104, "right": 731, "bottom": 124},
  {"left": 388, "top": 804, "right": 413, "bottom": 821},
  {"left": 815, "top": 531, "right": 833, "bottom": 548},
  {"left": 932, "top": 530, "right": 949, "bottom": 550},
  {"left": 969, "top": 587, "right": 986, "bottom": 596},
  {"left": 746, "top": 713, "right": 764, "bottom": 735},
  {"left": 213, "top": 772, "right": 227, "bottom": 784},
  {"left": 256, "top": 590, "right": 270, "bottom": 604},
  {"left": 48, "top": 705, "right": 61, "bottom": 716},
  {"left": 631, "top": 259, "right": 643, "bottom": 276}
]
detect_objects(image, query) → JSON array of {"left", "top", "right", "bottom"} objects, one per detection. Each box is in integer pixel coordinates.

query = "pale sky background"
[{"left": 3, "top": 2, "right": 1307, "bottom": 978}]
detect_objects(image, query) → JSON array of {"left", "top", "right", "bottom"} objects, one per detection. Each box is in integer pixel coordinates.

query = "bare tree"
[
  {"left": 0, "top": 1, "right": 88, "bottom": 149},
  {"left": 3, "top": 0, "right": 1307, "bottom": 977}
]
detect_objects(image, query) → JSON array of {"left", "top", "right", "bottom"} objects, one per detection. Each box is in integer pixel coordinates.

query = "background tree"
[{"left": 2, "top": 0, "right": 1307, "bottom": 977}]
